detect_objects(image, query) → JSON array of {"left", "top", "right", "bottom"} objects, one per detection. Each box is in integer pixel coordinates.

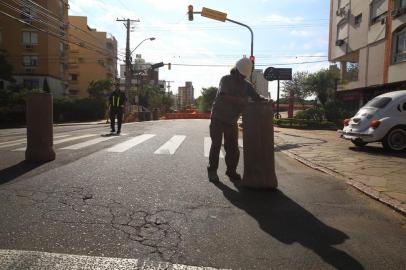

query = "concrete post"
[
  {"left": 241, "top": 101, "right": 277, "bottom": 189},
  {"left": 25, "top": 93, "right": 55, "bottom": 162}
]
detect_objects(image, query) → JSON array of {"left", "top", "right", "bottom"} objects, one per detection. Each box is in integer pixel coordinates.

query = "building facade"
[
  {"left": 329, "top": 0, "right": 406, "bottom": 107},
  {"left": 0, "top": 0, "right": 69, "bottom": 96},
  {"left": 67, "top": 16, "right": 117, "bottom": 97},
  {"left": 178, "top": 81, "right": 194, "bottom": 111}
]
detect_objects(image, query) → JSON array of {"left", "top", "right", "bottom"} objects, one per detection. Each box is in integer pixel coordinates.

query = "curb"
[{"left": 275, "top": 144, "right": 406, "bottom": 216}]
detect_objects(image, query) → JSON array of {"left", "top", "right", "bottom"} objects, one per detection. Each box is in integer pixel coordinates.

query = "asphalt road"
[{"left": 0, "top": 120, "right": 405, "bottom": 270}]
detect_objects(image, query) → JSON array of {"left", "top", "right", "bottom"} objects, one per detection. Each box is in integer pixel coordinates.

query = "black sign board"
[{"left": 264, "top": 67, "right": 292, "bottom": 81}]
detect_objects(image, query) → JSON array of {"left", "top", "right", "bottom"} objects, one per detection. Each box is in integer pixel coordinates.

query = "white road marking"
[
  {"left": 204, "top": 137, "right": 224, "bottom": 158},
  {"left": 238, "top": 138, "right": 243, "bottom": 148},
  {"left": 12, "top": 134, "right": 98, "bottom": 151},
  {"left": 61, "top": 136, "right": 117, "bottom": 150},
  {"left": 0, "top": 134, "right": 69, "bottom": 149},
  {"left": 154, "top": 135, "right": 186, "bottom": 155},
  {"left": 0, "top": 249, "right": 223, "bottom": 270},
  {"left": 107, "top": 134, "right": 155, "bottom": 153}
]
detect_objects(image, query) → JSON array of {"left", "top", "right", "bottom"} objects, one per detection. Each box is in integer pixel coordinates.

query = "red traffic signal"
[{"left": 188, "top": 5, "right": 193, "bottom": 21}]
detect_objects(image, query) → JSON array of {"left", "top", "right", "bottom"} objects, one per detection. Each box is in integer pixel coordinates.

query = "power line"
[
  {"left": 170, "top": 60, "right": 329, "bottom": 67},
  {"left": 1, "top": 1, "right": 120, "bottom": 61},
  {"left": 0, "top": 9, "right": 121, "bottom": 61}
]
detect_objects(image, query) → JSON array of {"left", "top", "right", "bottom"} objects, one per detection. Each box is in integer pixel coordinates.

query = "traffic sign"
[
  {"left": 201, "top": 7, "right": 227, "bottom": 22},
  {"left": 264, "top": 67, "right": 292, "bottom": 81}
]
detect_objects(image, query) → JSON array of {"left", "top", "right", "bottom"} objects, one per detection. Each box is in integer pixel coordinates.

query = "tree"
[
  {"left": 87, "top": 79, "right": 112, "bottom": 99},
  {"left": 43, "top": 78, "right": 50, "bottom": 93},
  {"left": 281, "top": 71, "right": 310, "bottom": 106},
  {"left": 198, "top": 87, "right": 218, "bottom": 112},
  {"left": 0, "top": 49, "right": 14, "bottom": 82},
  {"left": 304, "top": 69, "right": 339, "bottom": 107}
]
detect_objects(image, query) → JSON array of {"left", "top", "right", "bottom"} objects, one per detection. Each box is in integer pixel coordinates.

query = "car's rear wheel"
[
  {"left": 382, "top": 127, "right": 406, "bottom": 152},
  {"left": 351, "top": 139, "right": 367, "bottom": 147}
]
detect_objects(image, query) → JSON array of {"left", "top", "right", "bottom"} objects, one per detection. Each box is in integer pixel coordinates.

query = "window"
[
  {"left": 59, "top": 42, "right": 64, "bottom": 56},
  {"left": 23, "top": 79, "right": 39, "bottom": 89},
  {"left": 393, "top": 26, "right": 406, "bottom": 63},
  {"left": 22, "top": 31, "right": 38, "bottom": 45},
  {"left": 364, "top": 97, "right": 392, "bottom": 109},
  {"left": 23, "top": 55, "right": 38, "bottom": 66},
  {"left": 354, "top": 14, "right": 362, "bottom": 26},
  {"left": 337, "top": 20, "right": 348, "bottom": 41},
  {"left": 345, "top": 62, "right": 359, "bottom": 81},
  {"left": 70, "top": 74, "right": 78, "bottom": 81},
  {"left": 396, "top": 0, "right": 406, "bottom": 9},
  {"left": 371, "top": 0, "right": 387, "bottom": 24}
]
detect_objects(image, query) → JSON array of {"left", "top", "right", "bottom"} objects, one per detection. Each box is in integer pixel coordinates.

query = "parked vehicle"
[{"left": 338, "top": 90, "right": 406, "bottom": 152}]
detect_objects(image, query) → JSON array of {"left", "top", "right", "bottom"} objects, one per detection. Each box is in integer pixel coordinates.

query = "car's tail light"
[
  {"left": 370, "top": 120, "right": 381, "bottom": 129},
  {"left": 343, "top": 118, "right": 351, "bottom": 126}
]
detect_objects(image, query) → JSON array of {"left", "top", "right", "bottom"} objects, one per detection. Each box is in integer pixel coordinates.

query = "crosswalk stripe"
[
  {"left": 12, "top": 134, "right": 98, "bottom": 152},
  {"left": 204, "top": 137, "right": 225, "bottom": 158},
  {"left": 61, "top": 136, "right": 117, "bottom": 150},
  {"left": 0, "top": 249, "right": 222, "bottom": 270},
  {"left": 0, "top": 134, "right": 69, "bottom": 149},
  {"left": 107, "top": 134, "right": 156, "bottom": 153},
  {"left": 154, "top": 135, "right": 186, "bottom": 155}
]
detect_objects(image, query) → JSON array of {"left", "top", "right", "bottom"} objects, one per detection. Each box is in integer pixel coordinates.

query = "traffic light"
[
  {"left": 151, "top": 62, "right": 164, "bottom": 69},
  {"left": 188, "top": 5, "right": 193, "bottom": 21},
  {"left": 168, "top": 63, "right": 171, "bottom": 70}
]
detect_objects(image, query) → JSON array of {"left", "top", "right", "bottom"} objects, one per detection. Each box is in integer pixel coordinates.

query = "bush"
[
  {"left": 294, "top": 106, "right": 325, "bottom": 121},
  {"left": 54, "top": 97, "right": 106, "bottom": 122},
  {"left": 274, "top": 118, "right": 336, "bottom": 130}
]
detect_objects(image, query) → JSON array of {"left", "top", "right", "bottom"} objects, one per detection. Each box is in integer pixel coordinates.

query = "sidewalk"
[{"left": 274, "top": 127, "right": 406, "bottom": 215}]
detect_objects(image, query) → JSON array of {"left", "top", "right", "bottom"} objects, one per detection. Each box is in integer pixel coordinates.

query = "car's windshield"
[{"left": 363, "top": 97, "right": 392, "bottom": 109}]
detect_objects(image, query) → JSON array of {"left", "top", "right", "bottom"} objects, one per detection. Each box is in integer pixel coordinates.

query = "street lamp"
[{"left": 131, "top": 37, "right": 156, "bottom": 56}]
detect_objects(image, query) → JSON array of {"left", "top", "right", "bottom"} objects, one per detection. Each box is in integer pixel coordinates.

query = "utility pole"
[
  {"left": 166, "top": 81, "right": 175, "bottom": 95},
  {"left": 116, "top": 18, "right": 139, "bottom": 112}
]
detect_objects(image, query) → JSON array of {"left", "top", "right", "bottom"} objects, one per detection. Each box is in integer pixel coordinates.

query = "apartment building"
[
  {"left": 329, "top": 0, "right": 406, "bottom": 108},
  {"left": 0, "top": 0, "right": 69, "bottom": 96},
  {"left": 67, "top": 16, "right": 117, "bottom": 97},
  {"left": 178, "top": 81, "right": 194, "bottom": 111}
]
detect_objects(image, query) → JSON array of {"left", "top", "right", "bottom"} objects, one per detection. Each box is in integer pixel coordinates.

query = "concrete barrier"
[
  {"left": 25, "top": 93, "right": 55, "bottom": 162},
  {"left": 241, "top": 101, "right": 277, "bottom": 189}
]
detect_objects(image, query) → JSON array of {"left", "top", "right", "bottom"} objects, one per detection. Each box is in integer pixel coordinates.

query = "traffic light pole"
[{"left": 192, "top": 11, "right": 254, "bottom": 80}]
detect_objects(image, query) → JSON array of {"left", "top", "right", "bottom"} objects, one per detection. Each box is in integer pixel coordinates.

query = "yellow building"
[
  {"left": 67, "top": 16, "right": 117, "bottom": 97},
  {"left": 0, "top": 0, "right": 69, "bottom": 96}
]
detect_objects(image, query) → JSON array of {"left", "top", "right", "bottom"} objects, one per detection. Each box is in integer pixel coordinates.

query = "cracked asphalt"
[{"left": 0, "top": 120, "right": 405, "bottom": 269}]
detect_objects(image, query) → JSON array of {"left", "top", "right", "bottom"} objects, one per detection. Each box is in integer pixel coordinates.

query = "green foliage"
[
  {"left": 281, "top": 71, "right": 310, "bottom": 105},
  {"left": 135, "top": 84, "right": 173, "bottom": 112},
  {"left": 53, "top": 97, "right": 106, "bottom": 122},
  {"left": 43, "top": 78, "right": 50, "bottom": 93},
  {"left": 304, "top": 69, "right": 339, "bottom": 106},
  {"left": 197, "top": 87, "right": 218, "bottom": 112},
  {"left": 323, "top": 100, "right": 357, "bottom": 124},
  {"left": 294, "top": 106, "right": 325, "bottom": 121},
  {"left": 0, "top": 50, "right": 14, "bottom": 82},
  {"left": 274, "top": 118, "right": 336, "bottom": 130},
  {"left": 87, "top": 79, "right": 112, "bottom": 99}
]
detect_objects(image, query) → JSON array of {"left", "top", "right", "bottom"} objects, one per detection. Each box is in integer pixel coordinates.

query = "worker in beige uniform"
[{"left": 208, "top": 57, "right": 266, "bottom": 183}]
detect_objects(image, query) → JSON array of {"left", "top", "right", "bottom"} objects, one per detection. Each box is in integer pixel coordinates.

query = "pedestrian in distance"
[
  {"left": 208, "top": 57, "right": 267, "bottom": 183},
  {"left": 108, "top": 81, "right": 127, "bottom": 135}
]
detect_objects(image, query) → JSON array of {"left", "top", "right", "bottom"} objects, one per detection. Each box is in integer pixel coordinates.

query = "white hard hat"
[{"left": 235, "top": 57, "right": 253, "bottom": 78}]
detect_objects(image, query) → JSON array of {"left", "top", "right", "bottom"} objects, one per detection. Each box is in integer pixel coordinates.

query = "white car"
[{"left": 339, "top": 90, "right": 406, "bottom": 152}]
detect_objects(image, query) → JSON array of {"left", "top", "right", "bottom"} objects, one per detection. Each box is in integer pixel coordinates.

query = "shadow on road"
[
  {"left": 0, "top": 161, "right": 45, "bottom": 185},
  {"left": 349, "top": 146, "right": 406, "bottom": 159},
  {"left": 214, "top": 182, "right": 364, "bottom": 270}
]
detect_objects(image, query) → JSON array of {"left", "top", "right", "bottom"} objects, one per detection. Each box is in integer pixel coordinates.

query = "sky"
[{"left": 69, "top": 0, "right": 331, "bottom": 99}]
